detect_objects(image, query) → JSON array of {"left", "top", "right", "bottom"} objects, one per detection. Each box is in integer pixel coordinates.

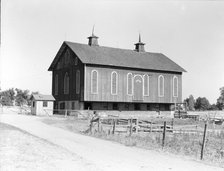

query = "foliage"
[
  {"left": 0, "top": 88, "right": 15, "bottom": 106},
  {"left": 194, "top": 97, "right": 211, "bottom": 111},
  {"left": 184, "top": 95, "right": 195, "bottom": 111},
  {"left": 0, "top": 88, "right": 40, "bottom": 106},
  {"left": 209, "top": 104, "right": 219, "bottom": 110},
  {"left": 216, "top": 87, "right": 224, "bottom": 110},
  {"left": 15, "top": 88, "right": 30, "bottom": 106}
]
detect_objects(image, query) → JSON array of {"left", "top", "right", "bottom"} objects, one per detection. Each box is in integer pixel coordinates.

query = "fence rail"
[
  {"left": 90, "top": 117, "right": 174, "bottom": 134},
  {"left": 89, "top": 116, "right": 214, "bottom": 160}
]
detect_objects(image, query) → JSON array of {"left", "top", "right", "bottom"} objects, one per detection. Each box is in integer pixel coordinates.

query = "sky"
[{"left": 1, "top": 0, "right": 224, "bottom": 104}]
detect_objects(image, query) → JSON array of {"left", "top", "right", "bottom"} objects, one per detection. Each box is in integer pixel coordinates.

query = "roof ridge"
[
  {"left": 65, "top": 41, "right": 162, "bottom": 54},
  {"left": 48, "top": 41, "right": 186, "bottom": 72}
]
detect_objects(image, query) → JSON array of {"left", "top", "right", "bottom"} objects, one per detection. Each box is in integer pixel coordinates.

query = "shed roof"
[
  {"left": 32, "top": 94, "right": 55, "bottom": 101},
  {"left": 48, "top": 41, "right": 186, "bottom": 73}
]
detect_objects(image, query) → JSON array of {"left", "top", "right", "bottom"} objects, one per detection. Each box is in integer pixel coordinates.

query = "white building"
[{"left": 31, "top": 94, "right": 55, "bottom": 115}]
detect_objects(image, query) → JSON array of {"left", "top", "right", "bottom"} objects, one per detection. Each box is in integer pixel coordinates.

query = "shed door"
[{"left": 133, "top": 75, "right": 143, "bottom": 101}]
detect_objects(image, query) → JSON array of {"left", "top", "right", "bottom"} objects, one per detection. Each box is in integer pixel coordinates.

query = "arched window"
[
  {"left": 74, "top": 57, "right": 78, "bottom": 65},
  {"left": 158, "top": 75, "right": 164, "bottom": 97},
  {"left": 143, "top": 74, "right": 149, "bottom": 96},
  {"left": 55, "top": 74, "right": 58, "bottom": 95},
  {"left": 64, "top": 72, "right": 69, "bottom": 94},
  {"left": 111, "top": 71, "right": 118, "bottom": 95},
  {"left": 173, "top": 76, "right": 178, "bottom": 97},
  {"left": 76, "top": 70, "right": 80, "bottom": 94},
  {"left": 91, "top": 70, "right": 98, "bottom": 94},
  {"left": 127, "top": 73, "right": 133, "bottom": 95}
]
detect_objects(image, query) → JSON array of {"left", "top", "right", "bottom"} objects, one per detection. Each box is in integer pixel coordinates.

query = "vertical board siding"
[
  {"left": 52, "top": 46, "right": 84, "bottom": 102},
  {"left": 84, "top": 66, "right": 182, "bottom": 103}
]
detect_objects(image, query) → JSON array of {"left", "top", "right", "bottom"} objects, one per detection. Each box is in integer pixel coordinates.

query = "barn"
[{"left": 48, "top": 32, "right": 186, "bottom": 111}]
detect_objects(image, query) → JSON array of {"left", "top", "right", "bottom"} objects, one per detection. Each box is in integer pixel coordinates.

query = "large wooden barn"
[{"left": 48, "top": 33, "right": 186, "bottom": 111}]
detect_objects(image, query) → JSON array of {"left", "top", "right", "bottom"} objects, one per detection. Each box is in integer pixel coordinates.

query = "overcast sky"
[{"left": 1, "top": 0, "right": 224, "bottom": 104}]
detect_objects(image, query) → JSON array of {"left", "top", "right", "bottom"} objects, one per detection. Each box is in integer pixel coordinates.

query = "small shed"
[{"left": 31, "top": 94, "right": 55, "bottom": 115}]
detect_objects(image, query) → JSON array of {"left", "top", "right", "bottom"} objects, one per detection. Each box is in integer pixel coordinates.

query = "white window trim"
[
  {"left": 91, "top": 70, "right": 98, "bottom": 94},
  {"left": 143, "top": 74, "right": 149, "bottom": 96},
  {"left": 158, "top": 75, "right": 164, "bottom": 97},
  {"left": 133, "top": 74, "right": 144, "bottom": 97},
  {"left": 127, "top": 73, "right": 133, "bottom": 96},
  {"left": 55, "top": 74, "right": 58, "bottom": 95},
  {"left": 111, "top": 71, "right": 118, "bottom": 95},
  {"left": 173, "top": 76, "right": 178, "bottom": 97}
]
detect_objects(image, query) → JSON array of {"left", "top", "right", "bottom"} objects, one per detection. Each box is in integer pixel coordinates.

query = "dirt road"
[{"left": 0, "top": 113, "right": 222, "bottom": 171}]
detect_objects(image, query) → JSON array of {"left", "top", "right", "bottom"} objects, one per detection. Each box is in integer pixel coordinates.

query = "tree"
[
  {"left": 216, "top": 87, "right": 224, "bottom": 110},
  {"left": 184, "top": 95, "right": 195, "bottom": 111},
  {"left": 0, "top": 88, "right": 15, "bottom": 106},
  {"left": 15, "top": 88, "right": 30, "bottom": 106},
  {"left": 195, "top": 97, "right": 211, "bottom": 111},
  {"left": 209, "top": 104, "right": 218, "bottom": 110}
]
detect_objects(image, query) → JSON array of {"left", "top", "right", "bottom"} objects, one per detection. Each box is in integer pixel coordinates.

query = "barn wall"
[
  {"left": 84, "top": 65, "right": 182, "bottom": 103},
  {"left": 52, "top": 46, "right": 84, "bottom": 102}
]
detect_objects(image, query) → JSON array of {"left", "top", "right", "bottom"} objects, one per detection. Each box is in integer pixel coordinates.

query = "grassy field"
[{"left": 41, "top": 115, "right": 224, "bottom": 168}]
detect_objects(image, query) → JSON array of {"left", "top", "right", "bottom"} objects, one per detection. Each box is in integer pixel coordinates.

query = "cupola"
[
  {"left": 87, "top": 26, "right": 99, "bottom": 46},
  {"left": 134, "top": 34, "right": 145, "bottom": 52}
]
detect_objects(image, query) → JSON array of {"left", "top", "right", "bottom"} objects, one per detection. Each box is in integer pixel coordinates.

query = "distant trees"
[
  {"left": 0, "top": 88, "right": 39, "bottom": 106},
  {"left": 216, "top": 87, "right": 224, "bottom": 110},
  {"left": 184, "top": 86, "right": 224, "bottom": 111},
  {"left": 194, "top": 97, "right": 211, "bottom": 111},
  {"left": 15, "top": 88, "right": 30, "bottom": 106},
  {"left": 184, "top": 95, "right": 195, "bottom": 111},
  {"left": 0, "top": 88, "right": 15, "bottom": 106}
]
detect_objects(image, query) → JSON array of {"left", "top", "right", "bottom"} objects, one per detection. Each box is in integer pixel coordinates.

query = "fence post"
[
  {"left": 129, "top": 118, "right": 133, "bottom": 136},
  {"left": 65, "top": 110, "right": 67, "bottom": 118},
  {"left": 150, "top": 121, "right": 152, "bottom": 133},
  {"left": 98, "top": 118, "right": 101, "bottom": 133},
  {"left": 89, "top": 119, "right": 93, "bottom": 134},
  {"left": 201, "top": 123, "right": 207, "bottom": 160},
  {"left": 112, "top": 119, "right": 116, "bottom": 134},
  {"left": 135, "top": 119, "right": 138, "bottom": 133},
  {"left": 162, "top": 121, "right": 167, "bottom": 148}
]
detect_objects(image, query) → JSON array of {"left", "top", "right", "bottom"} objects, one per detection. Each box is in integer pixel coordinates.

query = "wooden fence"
[
  {"left": 89, "top": 117, "right": 213, "bottom": 160},
  {"left": 90, "top": 117, "right": 174, "bottom": 135}
]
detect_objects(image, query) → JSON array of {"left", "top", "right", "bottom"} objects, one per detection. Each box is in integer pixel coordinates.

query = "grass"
[
  {"left": 89, "top": 130, "right": 224, "bottom": 167},
  {"left": 41, "top": 116, "right": 224, "bottom": 168}
]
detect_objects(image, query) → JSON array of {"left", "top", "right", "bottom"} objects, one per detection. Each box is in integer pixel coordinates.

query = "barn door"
[{"left": 133, "top": 75, "right": 143, "bottom": 101}]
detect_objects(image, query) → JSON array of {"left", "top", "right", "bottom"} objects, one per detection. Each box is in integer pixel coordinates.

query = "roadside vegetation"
[{"left": 41, "top": 116, "right": 224, "bottom": 168}]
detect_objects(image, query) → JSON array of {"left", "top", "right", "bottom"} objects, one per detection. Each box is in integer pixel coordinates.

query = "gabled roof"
[
  {"left": 31, "top": 94, "right": 55, "bottom": 101},
  {"left": 48, "top": 41, "right": 186, "bottom": 73}
]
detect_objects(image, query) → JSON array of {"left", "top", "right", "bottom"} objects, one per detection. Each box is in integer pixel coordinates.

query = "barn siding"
[
  {"left": 84, "top": 65, "right": 182, "bottom": 103},
  {"left": 52, "top": 46, "right": 84, "bottom": 102}
]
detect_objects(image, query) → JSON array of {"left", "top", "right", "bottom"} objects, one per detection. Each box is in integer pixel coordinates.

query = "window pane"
[
  {"left": 111, "top": 72, "right": 117, "bottom": 95},
  {"left": 173, "top": 77, "right": 178, "bottom": 97},
  {"left": 91, "top": 70, "right": 98, "bottom": 93},
  {"left": 43, "top": 101, "right": 48, "bottom": 107},
  {"left": 127, "top": 73, "right": 132, "bottom": 95},
  {"left": 158, "top": 75, "right": 164, "bottom": 97},
  {"left": 55, "top": 75, "right": 58, "bottom": 95},
  {"left": 64, "top": 73, "right": 69, "bottom": 94},
  {"left": 67, "top": 74, "right": 69, "bottom": 94},
  {"left": 144, "top": 75, "right": 149, "bottom": 96},
  {"left": 76, "top": 70, "right": 80, "bottom": 94}
]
